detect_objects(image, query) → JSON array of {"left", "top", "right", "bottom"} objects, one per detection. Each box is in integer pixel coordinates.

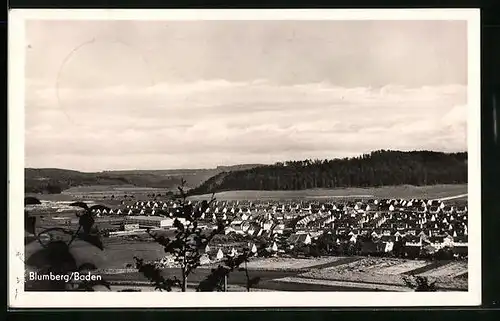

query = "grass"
[
  {"left": 188, "top": 184, "right": 467, "bottom": 201},
  {"left": 243, "top": 257, "right": 346, "bottom": 270},
  {"left": 308, "top": 256, "right": 363, "bottom": 269},
  {"left": 28, "top": 184, "right": 467, "bottom": 202}
]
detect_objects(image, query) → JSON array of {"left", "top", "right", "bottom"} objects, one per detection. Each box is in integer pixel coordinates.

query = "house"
[
  {"left": 393, "top": 231, "right": 403, "bottom": 241},
  {"left": 427, "top": 200, "right": 439, "bottom": 207},
  {"left": 200, "top": 253, "right": 211, "bottom": 265},
  {"left": 355, "top": 203, "right": 370, "bottom": 212},
  {"left": 442, "top": 206, "right": 454, "bottom": 214},
  {"left": 241, "top": 221, "right": 251, "bottom": 233},
  {"left": 287, "top": 233, "right": 312, "bottom": 246},
  {"left": 272, "top": 223, "right": 285, "bottom": 234},
  {"left": 428, "top": 236, "right": 446, "bottom": 249},
  {"left": 406, "top": 229, "right": 417, "bottom": 236},
  {"left": 254, "top": 228, "right": 264, "bottom": 237},
  {"left": 216, "top": 248, "right": 224, "bottom": 260},
  {"left": 379, "top": 204, "right": 395, "bottom": 211},
  {"left": 405, "top": 235, "right": 422, "bottom": 247},
  {"left": 229, "top": 247, "right": 238, "bottom": 257},
  {"left": 247, "top": 225, "right": 256, "bottom": 236},
  {"left": 262, "top": 220, "right": 274, "bottom": 231},
  {"left": 416, "top": 206, "right": 427, "bottom": 214},
  {"left": 429, "top": 206, "right": 440, "bottom": 214}
]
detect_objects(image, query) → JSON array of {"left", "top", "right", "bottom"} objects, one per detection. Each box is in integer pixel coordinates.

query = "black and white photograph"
[{"left": 8, "top": 9, "right": 481, "bottom": 307}]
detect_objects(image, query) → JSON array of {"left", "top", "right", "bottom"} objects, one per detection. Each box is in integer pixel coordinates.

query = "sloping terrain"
[
  {"left": 189, "top": 150, "right": 467, "bottom": 195},
  {"left": 25, "top": 164, "right": 263, "bottom": 194}
]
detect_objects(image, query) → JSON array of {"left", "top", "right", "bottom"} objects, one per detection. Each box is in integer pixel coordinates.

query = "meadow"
[{"left": 188, "top": 184, "right": 468, "bottom": 201}]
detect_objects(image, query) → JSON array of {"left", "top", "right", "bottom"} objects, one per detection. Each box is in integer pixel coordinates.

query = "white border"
[{"left": 8, "top": 9, "right": 481, "bottom": 308}]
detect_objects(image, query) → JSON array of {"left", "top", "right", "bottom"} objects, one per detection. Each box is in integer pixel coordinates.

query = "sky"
[{"left": 24, "top": 19, "right": 468, "bottom": 171}]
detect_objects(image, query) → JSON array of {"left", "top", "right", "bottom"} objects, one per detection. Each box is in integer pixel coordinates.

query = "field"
[
  {"left": 243, "top": 257, "right": 346, "bottom": 271},
  {"left": 300, "top": 257, "right": 468, "bottom": 291},
  {"left": 26, "top": 185, "right": 172, "bottom": 203},
  {"left": 26, "top": 184, "right": 467, "bottom": 203},
  {"left": 188, "top": 184, "right": 467, "bottom": 201}
]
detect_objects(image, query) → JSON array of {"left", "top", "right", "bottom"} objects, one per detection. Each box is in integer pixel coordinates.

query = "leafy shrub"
[
  {"left": 133, "top": 180, "right": 260, "bottom": 292},
  {"left": 24, "top": 198, "right": 110, "bottom": 291}
]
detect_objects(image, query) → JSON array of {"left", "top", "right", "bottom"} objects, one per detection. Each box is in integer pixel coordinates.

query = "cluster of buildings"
[{"left": 94, "top": 197, "right": 468, "bottom": 257}]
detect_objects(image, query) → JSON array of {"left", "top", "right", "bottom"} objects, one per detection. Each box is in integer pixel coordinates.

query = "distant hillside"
[
  {"left": 188, "top": 150, "right": 468, "bottom": 196},
  {"left": 25, "top": 164, "right": 263, "bottom": 194}
]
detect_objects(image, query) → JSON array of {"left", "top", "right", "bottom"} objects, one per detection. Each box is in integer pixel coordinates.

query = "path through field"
[{"left": 438, "top": 194, "right": 468, "bottom": 201}]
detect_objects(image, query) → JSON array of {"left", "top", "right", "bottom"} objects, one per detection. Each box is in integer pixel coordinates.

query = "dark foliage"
[
  {"left": 402, "top": 275, "right": 438, "bottom": 292},
  {"left": 190, "top": 150, "right": 467, "bottom": 195},
  {"left": 24, "top": 197, "right": 108, "bottom": 291},
  {"left": 25, "top": 196, "right": 42, "bottom": 205}
]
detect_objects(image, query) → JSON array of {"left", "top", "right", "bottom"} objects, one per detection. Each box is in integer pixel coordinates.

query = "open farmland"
[
  {"left": 418, "top": 261, "right": 468, "bottom": 278},
  {"left": 237, "top": 257, "right": 345, "bottom": 271},
  {"left": 89, "top": 255, "right": 467, "bottom": 292},
  {"left": 62, "top": 185, "right": 172, "bottom": 198},
  {"left": 188, "top": 184, "right": 467, "bottom": 201},
  {"left": 299, "top": 257, "right": 468, "bottom": 291}
]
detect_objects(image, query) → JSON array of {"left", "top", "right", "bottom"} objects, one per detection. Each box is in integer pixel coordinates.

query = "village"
[{"left": 88, "top": 196, "right": 468, "bottom": 265}]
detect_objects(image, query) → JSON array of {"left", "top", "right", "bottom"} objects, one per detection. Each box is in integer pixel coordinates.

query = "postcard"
[{"left": 8, "top": 8, "right": 481, "bottom": 308}]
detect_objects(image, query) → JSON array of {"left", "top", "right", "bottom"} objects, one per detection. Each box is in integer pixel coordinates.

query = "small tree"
[
  {"left": 24, "top": 198, "right": 109, "bottom": 291},
  {"left": 402, "top": 275, "right": 437, "bottom": 292},
  {"left": 134, "top": 180, "right": 260, "bottom": 292}
]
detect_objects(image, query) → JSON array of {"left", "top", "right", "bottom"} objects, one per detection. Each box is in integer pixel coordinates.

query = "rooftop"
[{"left": 126, "top": 215, "right": 172, "bottom": 222}]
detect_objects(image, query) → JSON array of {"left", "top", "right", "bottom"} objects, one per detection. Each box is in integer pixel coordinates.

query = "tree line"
[{"left": 189, "top": 150, "right": 467, "bottom": 195}]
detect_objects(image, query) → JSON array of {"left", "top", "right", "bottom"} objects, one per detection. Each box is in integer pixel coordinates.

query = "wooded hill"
[
  {"left": 25, "top": 164, "right": 262, "bottom": 194},
  {"left": 188, "top": 150, "right": 468, "bottom": 195}
]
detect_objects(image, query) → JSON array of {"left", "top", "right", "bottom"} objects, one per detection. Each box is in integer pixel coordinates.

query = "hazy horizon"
[
  {"left": 25, "top": 19, "right": 468, "bottom": 172},
  {"left": 25, "top": 148, "right": 468, "bottom": 173}
]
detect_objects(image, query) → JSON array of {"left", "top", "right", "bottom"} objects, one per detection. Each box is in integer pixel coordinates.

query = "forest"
[{"left": 189, "top": 150, "right": 468, "bottom": 195}]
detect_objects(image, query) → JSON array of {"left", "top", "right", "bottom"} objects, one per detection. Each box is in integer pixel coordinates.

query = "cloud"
[{"left": 25, "top": 80, "right": 467, "bottom": 171}]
